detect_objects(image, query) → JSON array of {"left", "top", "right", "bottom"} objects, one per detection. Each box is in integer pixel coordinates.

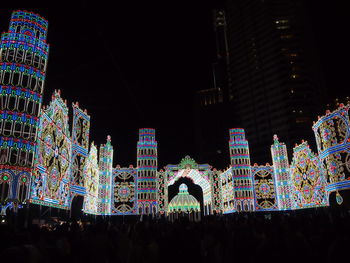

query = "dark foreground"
[{"left": 0, "top": 208, "right": 349, "bottom": 263}]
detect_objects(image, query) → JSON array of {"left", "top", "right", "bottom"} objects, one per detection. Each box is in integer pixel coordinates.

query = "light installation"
[
  {"left": 168, "top": 183, "right": 200, "bottom": 213},
  {"left": 290, "top": 141, "right": 328, "bottom": 208},
  {"left": 221, "top": 167, "right": 234, "bottom": 213},
  {"left": 313, "top": 104, "right": 350, "bottom": 203},
  {"left": 2, "top": 10, "right": 349, "bottom": 217},
  {"left": 111, "top": 166, "right": 137, "bottom": 215},
  {"left": 252, "top": 164, "right": 278, "bottom": 211},
  {"left": 0, "top": 10, "right": 49, "bottom": 207},
  {"left": 30, "top": 90, "right": 72, "bottom": 209},
  {"left": 271, "top": 135, "right": 294, "bottom": 210},
  {"left": 210, "top": 169, "right": 222, "bottom": 213},
  {"left": 70, "top": 102, "right": 90, "bottom": 197},
  {"left": 83, "top": 143, "right": 99, "bottom": 214},
  {"left": 165, "top": 156, "right": 214, "bottom": 215},
  {"left": 157, "top": 169, "right": 167, "bottom": 214},
  {"left": 229, "top": 129, "right": 255, "bottom": 212},
  {"left": 97, "top": 136, "right": 113, "bottom": 215},
  {"left": 137, "top": 128, "right": 158, "bottom": 215}
]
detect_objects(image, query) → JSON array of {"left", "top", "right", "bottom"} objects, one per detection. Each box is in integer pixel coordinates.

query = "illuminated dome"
[{"left": 168, "top": 184, "right": 200, "bottom": 212}]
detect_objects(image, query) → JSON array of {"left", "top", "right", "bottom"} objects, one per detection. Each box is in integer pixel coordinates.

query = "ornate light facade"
[
  {"left": 70, "top": 102, "right": 90, "bottom": 197},
  {"left": 221, "top": 167, "right": 234, "bottom": 213},
  {"left": 111, "top": 166, "right": 137, "bottom": 215},
  {"left": 290, "top": 141, "right": 328, "bottom": 208},
  {"left": 313, "top": 104, "right": 350, "bottom": 204},
  {"left": 252, "top": 164, "right": 278, "bottom": 211},
  {"left": 83, "top": 143, "right": 99, "bottom": 214},
  {"left": 1, "top": 10, "right": 349, "bottom": 217},
  {"left": 30, "top": 90, "right": 72, "bottom": 209}
]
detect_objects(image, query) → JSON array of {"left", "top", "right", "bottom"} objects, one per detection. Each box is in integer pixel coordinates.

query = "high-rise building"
[
  {"left": 224, "top": 0, "right": 325, "bottom": 163},
  {"left": 194, "top": 9, "right": 232, "bottom": 169},
  {"left": 0, "top": 11, "right": 49, "bottom": 205},
  {"left": 137, "top": 128, "right": 158, "bottom": 215}
]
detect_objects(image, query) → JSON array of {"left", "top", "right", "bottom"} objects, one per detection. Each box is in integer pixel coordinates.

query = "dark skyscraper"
[
  {"left": 225, "top": 0, "right": 326, "bottom": 163},
  {"left": 195, "top": 0, "right": 326, "bottom": 166},
  {"left": 194, "top": 9, "right": 232, "bottom": 169}
]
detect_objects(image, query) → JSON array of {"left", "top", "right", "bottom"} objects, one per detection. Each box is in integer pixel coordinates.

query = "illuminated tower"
[
  {"left": 137, "top": 128, "right": 158, "bottom": 215},
  {"left": 98, "top": 136, "right": 113, "bottom": 215},
  {"left": 229, "top": 128, "right": 255, "bottom": 211},
  {"left": 271, "top": 135, "right": 294, "bottom": 210},
  {"left": 0, "top": 11, "right": 49, "bottom": 206}
]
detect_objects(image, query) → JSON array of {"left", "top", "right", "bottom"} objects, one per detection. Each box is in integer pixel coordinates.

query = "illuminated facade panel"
[
  {"left": 157, "top": 170, "right": 168, "bottom": 214},
  {"left": 70, "top": 102, "right": 90, "bottom": 197},
  {"left": 313, "top": 104, "right": 350, "bottom": 202},
  {"left": 290, "top": 141, "right": 328, "bottom": 209},
  {"left": 252, "top": 165, "right": 278, "bottom": 211},
  {"left": 83, "top": 143, "right": 99, "bottom": 215},
  {"left": 111, "top": 166, "right": 137, "bottom": 215},
  {"left": 30, "top": 90, "right": 71, "bottom": 209},
  {"left": 210, "top": 169, "right": 222, "bottom": 213},
  {"left": 220, "top": 167, "right": 235, "bottom": 213}
]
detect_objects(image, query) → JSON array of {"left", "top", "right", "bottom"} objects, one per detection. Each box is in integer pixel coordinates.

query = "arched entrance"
[{"left": 161, "top": 156, "right": 214, "bottom": 216}]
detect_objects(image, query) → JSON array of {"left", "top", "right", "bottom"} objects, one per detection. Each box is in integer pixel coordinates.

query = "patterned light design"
[
  {"left": 111, "top": 166, "right": 138, "bottom": 215},
  {"left": 137, "top": 128, "right": 158, "bottom": 215},
  {"left": 70, "top": 102, "right": 90, "bottom": 197},
  {"left": 252, "top": 164, "right": 278, "bottom": 211},
  {"left": 0, "top": 11, "right": 49, "bottom": 206},
  {"left": 228, "top": 128, "right": 255, "bottom": 212},
  {"left": 157, "top": 169, "right": 167, "bottom": 214},
  {"left": 83, "top": 142, "right": 99, "bottom": 215},
  {"left": 290, "top": 141, "right": 328, "bottom": 208},
  {"left": 312, "top": 104, "right": 350, "bottom": 202},
  {"left": 97, "top": 136, "right": 113, "bottom": 215},
  {"left": 220, "top": 167, "right": 235, "bottom": 213},
  {"left": 210, "top": 169, "right": 222, "bottom": 214},
  {"left": 30, "top": 90, "right": 72, "bottom": 209},
  {"left": 270, "top": 135, "right": 294, "bottom": 210}
]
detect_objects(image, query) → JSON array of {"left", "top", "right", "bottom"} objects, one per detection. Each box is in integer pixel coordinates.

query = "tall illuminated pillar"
[
  {"left": 137, "top": 128, "right": 158, "bottom": 215},
  {"left": 0, "top": 11, "right": 49, "bottom": 206},
  {"left": 271, "top": 135, "right": 294, "bottom": 210},
  {"left": 97, "top": 136, "right": 113, "bottom": 215},
  {"left": 229, "top": 128, "right": 255, "bottom": 211}
]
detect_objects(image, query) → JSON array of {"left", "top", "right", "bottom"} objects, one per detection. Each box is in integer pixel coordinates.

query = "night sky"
[{"left": 1, "top": 2, "right": 348, "bottom": 168}]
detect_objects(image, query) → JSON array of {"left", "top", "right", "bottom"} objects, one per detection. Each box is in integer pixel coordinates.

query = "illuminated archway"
[{"left": 161, "top": 156, "right": 214, "bottom": 216}]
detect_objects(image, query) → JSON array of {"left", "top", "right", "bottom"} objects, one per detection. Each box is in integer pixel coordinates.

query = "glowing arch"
[{"left": 168, "top": 169, "right": 212, "bottom": 205}]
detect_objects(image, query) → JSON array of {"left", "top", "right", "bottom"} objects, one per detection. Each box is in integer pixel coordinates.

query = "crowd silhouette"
[{"left": 0, "top": 207, "right": 349, "bottom": 263}]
